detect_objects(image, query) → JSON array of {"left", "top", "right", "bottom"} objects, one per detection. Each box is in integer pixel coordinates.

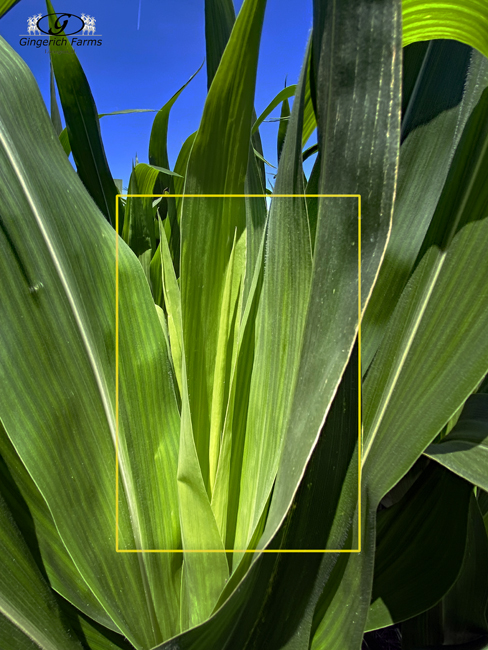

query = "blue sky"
[{"left": 1, "top": 0, "right": 315, "bottom": 187}]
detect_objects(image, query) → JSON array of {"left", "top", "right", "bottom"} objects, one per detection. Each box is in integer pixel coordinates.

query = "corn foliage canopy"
[{"left": 1, "top": 0, "right": 488, "bottom": 648}]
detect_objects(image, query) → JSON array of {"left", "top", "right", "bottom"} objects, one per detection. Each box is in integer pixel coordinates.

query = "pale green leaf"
[{"left": 403, "top": 0, "right": 488, "bottom": 58}]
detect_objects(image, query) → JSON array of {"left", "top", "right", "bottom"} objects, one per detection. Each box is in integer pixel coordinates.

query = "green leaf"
[
  {"left": 173, "top": 131, "right": 197, "bottom": 220},
  {"left": 46, "top": 0, "right": 119, "bottom": 226},
  {"left": 277, "top": 91, "right": 290, "bottom": 162},
  {"left": 58, "top": 110, "right": 158, "bottom": 158},
  {"left": 366, "top": 463, "right": 471, "bottom": 631},
  {"left": 403, "top": 0, "right": 488, "bottom": 58},
  {"left": 148, "top": 60, "right": 201, "bottom": 276},
  {"left": 363, "top": 83, "right": 488, "bottom": 502},
  {"left": 0, "top": 36, "right": 182, "bottom": 647},
  {"left": 149, "top": 64, "right": 202, "bottom": 174},
  {"left": 159, "top": 220, "right": 183, "bottom": 398},
  {"left": 148, "top": 164, "right": 183, "bottom": 178},
  {"left": 301, "top": 50, "right": 316, "bottom": 148},
  {"left": 0, "top": 0, "right": 20, "bottom": 18},
  {"left": 210, "top": 223, "right": 265, "bottom": 546},
  {"left": 122, "top": 163, "right": 159, "bottom": 258},
  {"left": 50, "top": 62, "right": 63, "bottom": 136},
  {"left": 242, "top": 144, "right": 267, "bottom": 306},
  {"left": 252, "top": 85, "right": 297, "bottom": 135},
  {"left": 99, "top": 108, "right": 156, "bottom": 119},
  {"left": 205, "top": 0, "right": 236, "bottom": 89},
  {"left": 59, "top": 128, "right": 71, "bottom": 156},
  {"left": 57, "top": 598, "right": 136, "bottom": 650},
  {"left": 180, "top": 0, "right": 266, "bottom": 491},
  {"left": 305, "top": 151, "right": 320, "bottom": 251},
  {"left": 263, "top": 0, "right": 401, "bottom": 550},
  {"left": 233, "top": 38, "right": 312, "bottom": 558},
  {"left": 440, "top": 496, "right": 488, "bottom": 644},
  {"left": 177, "top": 332, "right": 229, "bottom": 630},
  {"left": 208, "top": 233, "right": 244, "bottom": 495},
  {"left": 0, "top": 491, "right": 83, "bottom": 650},
  {"left": 362, "top": 41, "right": 488, "bottom": 371},
  {"left": 280, "top": 0, "right": 402, "bottom": 645},
  {"left": 425, "top": 394, "right": 488, "bottom": 492},
  {"left": 151, "top": 345, "right": 359, "bottom": 650},
  {"left": 302, "top": 143, "right": 318, "bottom": 162},
  {"left": 402, "top": 496, "right": 488, "bottom": 648},
  {"left": 0, "top": 426, "right": 120, "bottom": 632},
  {"left": 401, "top": 41, "right": 429, "bottom": 117},
  {"left": 204, "top": 0, "right": 266, "bottom": 186}
]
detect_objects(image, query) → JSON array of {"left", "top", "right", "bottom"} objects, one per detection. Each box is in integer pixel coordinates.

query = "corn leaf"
[
  {"left": 425, "top": 394, "right": 488, "bottom": 491},
  {"left": 152, "top": 345, "right": 359, "bottom": 650},
  {"left": 345, "top": 85, "right": 488, "bottom": 650},
  {"left": 50, "top": 62, "right": 63, "bottom": 136},
  {"left": 301, "top": 52, "right": 316, "bottom": 147},
  {"left": 277, "top": 91, "right": 290, "bottom": 162},
  {"left": 440, "top": 496, "right": 488, "bottom": 644},
  {"left": 242, "top": 144, "right": 266, "bottom": 305},
  {"left": 402, "top": 495, "right": 488, "bottom": 648},
  {"left": 180, "top": 0, "right": 266, "bottom": 491},
  {"left": 122, "top": 163, "right": 159, "bottom": 258},
  {"left": 205, "top": 0, "right": 235, "bottom": 89},
  {"left": 363, "top": 84, "right": 488, "bottom": 501},
  {"left": 149, "top": 64, "right": 202, "bottom": 270},
  {"left": 177, "top": 333, "right": 229, "bottom": 630},
  {"left": 252, "top": 85, "right": 297, "bottom": 134},
  {"left": 0, "top": 36, "right": 182, "bottom": 648},
  {"left": 233, "top": 37, "right": 312, "bottom": 557},
  {"left": 149, "top": 65, "right": 201, "bottom": 173},
  {"left": 58, "top": 110, "right": 157, "bottom": 159},
  {"left": 366, "top": 464, "right": 471, "bottom": 631},
  {"left": 46, "top": 0, "right": 119, "bottom": 226},
  {"left": 159, "top": 219, "right": 183, "bottom": 397},
  {"left": 173, "top": 131, "right": 196, "bottom": 220},
  {"left": 0, "top": 490, "right": 85, "bottom": 650},
  {"left": 328, "top": 57, "right": 488, "bottom": 650},
  {"left": 403, "top": 0, "right": 488, "bottom": 57},
  {"left": 0, "top": 426, "right": 120, "bottom": 633},
  {"left": 362, "top": 41, "right": 488, "bottom": 371},
  {"left": 263, "top": 0, "right": 402, "bottom": 549},
  {"left": 0, "top": 0, "right": 19, "bottom": 18},
  {"left": 276, "top": 0, "right": 402, "bottom": 645}
]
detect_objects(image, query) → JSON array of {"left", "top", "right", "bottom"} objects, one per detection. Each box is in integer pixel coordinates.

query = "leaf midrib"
[{"left": 0, "top": 123, "right": 159, "bottom": 635}]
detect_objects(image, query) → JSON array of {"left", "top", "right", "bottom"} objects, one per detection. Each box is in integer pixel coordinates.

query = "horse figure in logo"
[
  {"left": 27, "top": 14, "right": 42, "bottom": 35},
  {"left": 81, "top": 14, "right": 96, "bottom": 35}
]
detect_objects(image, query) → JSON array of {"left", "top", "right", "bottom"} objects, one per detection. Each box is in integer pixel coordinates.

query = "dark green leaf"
[
  {"left": 205, "top": 0, "right": 235, "bottom": 89},
  {"left": 46, "top": 0, "right": 119, "bottom": 226},
  {"left": 277, "top": 91, "right": 290, "bottom": 162},
  {"left": 425, "top": 394, "right": 488, "bottom": 492},
  {"left": 367, "top": 463, "right": 471, "bottom": 631},
  {"left": 50, "top": 61, "right": 63, "bottom": 136},
  {"left": 362, "top": 42, "right": 488, "bottom": 371}
]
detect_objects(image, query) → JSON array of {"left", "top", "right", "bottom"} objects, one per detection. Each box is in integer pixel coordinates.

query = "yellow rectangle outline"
[{"left": 115, "top": 194, "right": 362, "bottom": 553}]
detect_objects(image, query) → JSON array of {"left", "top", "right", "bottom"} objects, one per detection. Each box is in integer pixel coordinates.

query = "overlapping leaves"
[{"left": 1, "top": 0, "right": 488, "bottom": 648}]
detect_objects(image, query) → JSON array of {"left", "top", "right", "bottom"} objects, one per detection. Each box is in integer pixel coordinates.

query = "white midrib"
[
  {"left": 0, "top": 126, "right": 158, "bottom": 638},
  {"left": 361, "top": 256, "right": 446, "bottom": 465}
]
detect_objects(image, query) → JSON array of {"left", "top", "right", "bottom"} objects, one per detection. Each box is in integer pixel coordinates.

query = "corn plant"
[{"left": 1, "top": 0, "right": 488, "bottom": 649}]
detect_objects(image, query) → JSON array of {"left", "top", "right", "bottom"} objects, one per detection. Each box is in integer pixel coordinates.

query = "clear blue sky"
[{"left": 1, "top": 0, "right": 315, "bottom": 188}]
